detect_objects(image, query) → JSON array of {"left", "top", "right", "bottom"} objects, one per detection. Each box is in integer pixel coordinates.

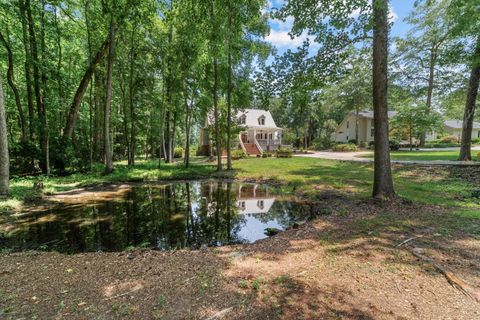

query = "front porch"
[{"left": 239, "top": 128, "right": 283, "bottom": 154}]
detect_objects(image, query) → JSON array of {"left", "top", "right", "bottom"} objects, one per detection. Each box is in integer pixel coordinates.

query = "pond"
[{"left": 0, "top": 180, "right": 316, "bottom": 253}]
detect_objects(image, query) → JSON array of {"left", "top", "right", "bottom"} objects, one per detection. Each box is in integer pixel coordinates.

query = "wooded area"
[{"left": 0, "top": 0, "right": 479, "bottom": 198}]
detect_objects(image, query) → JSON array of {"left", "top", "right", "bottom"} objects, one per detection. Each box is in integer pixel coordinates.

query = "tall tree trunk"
[
  {"left": 165, "top": 26, "right": 174, "bottom": 164},
  {"left": 184, "top": 90, "right": 191, "bottom": 168},
  {"left": 55, "top": 6, "right": 65, "bottom": 131},
  {"left": 19, "top": 0, "right": 35, "bottom": 142},
  {"left": 64, "top": 36, "right": 110, "bottom": 138},
  {"left": 128, "top": 28, "right": 136, "bottom": 166},
  {"left": 226, "top": 9, "right": 233, "bottom": 170},
  {"left": 355, "top": 101, "right": 359, "bottom": 144},
  {"left": 104, "top": 20, "right": 116, "bottom": 174},
  {"left": 94, "top": 71, "right": 102, "bottom": 160},
  {"left": 420, "top": 46, "right": 438, "bottom": 147},
  {"left": 372, "top": 0, "right": 395, "bottom": 199},
  {"left": 0, "top": 31, "right": 27, "bottom": 140},
  {"left": 0, "top": 78, "right": 8, "bottom": 196},
  {"left": 459, "top": 38, "right": 480, "bottom": 161},
  {"left": 39, "top": 0, "right": 49, "bottom": 175},
  {"left": 211, "top": 2, "right": 221, "bottom": 171},
  {"left": 26, "top": 0, "right": 48, "bottom": 174}
]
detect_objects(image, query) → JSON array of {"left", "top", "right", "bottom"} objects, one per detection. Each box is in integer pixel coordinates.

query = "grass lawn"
[
  {"left": 359, "top": 149, "right": 480, "bottom": 161},
  {"left": 1, "top": 156, "right": 479, "bottom": 218}
]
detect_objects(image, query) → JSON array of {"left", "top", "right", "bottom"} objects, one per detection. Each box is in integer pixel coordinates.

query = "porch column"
[
  {"left": 253, "top": 128, "right": 256, "bottom": 143},
  {"left": 267, "top": 130, "right": 270, "bottom": 146}
]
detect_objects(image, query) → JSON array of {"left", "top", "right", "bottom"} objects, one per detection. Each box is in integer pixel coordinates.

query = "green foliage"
[
  {"left": 438, "top": 135, "right": 460, "bottom": 144},
  {"left": 173, "top": 147, "right": 184, "bottom": 159},
  {"left": 231, "top": 149, "right": 247, "bottom": 160},
  {"left": 275, "top": 147, "right": 293, "bottom": 158},
  {"left": 332, "top": 143, "right": 358, "bottom": 152}
]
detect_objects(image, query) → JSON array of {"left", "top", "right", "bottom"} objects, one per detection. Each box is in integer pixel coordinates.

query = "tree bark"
[
  {"left": 226, "top": 8, "right": 233, "bottom": 170},
  {"left": 459, "top": 38, "right": 480, "bottom": 161},
  {"left": 372, "top": 0, "right": 395, "bottom": 199},
  {"left": 103, "top": 20, "right": 116, "bottom": 174},
  {"left": 211, "top": 1, "right": 221, "bottom": 171},
  {"left": 26, "top": 0, "right": 48, "bottom": 174},
  {"left": 128, "top": 28, "right": 136, "bottom": 166},
  {"left": 0, "top": 31, "right": 27, "bottom": 141},
  {"left": 184, "top": 90, "right": 191, "bottom": 168},
  {"left": 0, "top": 78, "right": 8, "bottom": 196},
  {"left": 64, "top": 36, "right": 110, "bottom": 138},
  {"left": 39, "top": 0, "right": 49, "bottom": 175},
  {"left": 420, "top": 46, "right": 437, "bottom": 147},
  {"left": 19, "top": 0, "right": 35, "bottom": 142}
]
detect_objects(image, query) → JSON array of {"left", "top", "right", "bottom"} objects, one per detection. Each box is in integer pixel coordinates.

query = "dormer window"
[
  {"left": 238, "top": 115, "right": 246, "bottom": 125},
  {"left": 258, "top": 115, "right": 265, "bottom": 125}
]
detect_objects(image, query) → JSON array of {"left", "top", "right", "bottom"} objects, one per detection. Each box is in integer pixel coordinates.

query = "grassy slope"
[
  {"left": 1, "top": 157, "right": 479, "bottom": 219},
  {"left": 360, "top": 150, "right": 479, "bottom": 161}
]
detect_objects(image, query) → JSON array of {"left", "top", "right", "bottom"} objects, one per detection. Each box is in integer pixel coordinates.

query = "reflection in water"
[{"left": 0, "top": 181, "right": 314, "bottom": 253}]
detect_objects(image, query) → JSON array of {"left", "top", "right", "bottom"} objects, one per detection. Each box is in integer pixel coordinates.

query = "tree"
[
  {"left": 372, "top": 0, "right": 395, "bottom": 199},
  {"left": 103, "top": 16, "right": 116, "bottom": 174},
  {"left": 392, "top": 105, "right": 442, "bottom": 150},
  {"left": 0, "top": 77, "right": 8, "bottom": 196},
  {"left": 393, "top": 0, "right": 456, "bottom": 146}
]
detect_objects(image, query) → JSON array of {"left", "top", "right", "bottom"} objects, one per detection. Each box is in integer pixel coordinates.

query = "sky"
[{"left": 265, "top": 0, "right": 417, "bottom": 57}]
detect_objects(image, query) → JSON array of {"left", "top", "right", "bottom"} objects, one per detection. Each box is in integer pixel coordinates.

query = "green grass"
[
  {"left": 1, "top": 156, "right": 479, "bottom": 217},
  {"left": 360, "top": 150, "right": 480, "bottom": 161}
]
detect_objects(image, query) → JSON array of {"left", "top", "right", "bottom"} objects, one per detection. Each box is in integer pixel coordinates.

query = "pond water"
[{"left": 0, "top": 180, "right": 316, "bottom": 253}]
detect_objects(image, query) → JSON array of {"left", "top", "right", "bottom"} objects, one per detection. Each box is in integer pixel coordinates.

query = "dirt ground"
[{"left": 1, "top": 196, "right": 479, "bottom": 320}]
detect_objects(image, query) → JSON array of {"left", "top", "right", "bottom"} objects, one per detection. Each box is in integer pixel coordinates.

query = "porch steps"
[{"left": 243, "top": 143, "right": 261, "bottom": 155}]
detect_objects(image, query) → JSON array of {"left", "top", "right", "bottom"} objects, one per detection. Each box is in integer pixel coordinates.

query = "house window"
[
  {"left": 257, "top": 200, "right": 264, "bottom": 209},
  {"left": 346, "top": 121, "right": 349, "bottom": 129},
  {"left": 478, "top": 131, "right": 480, "bottom": 138},
  {"left": 239, "top": 201, "right": 246, "bottom": 210},
  {"left": 258, "top": 116, "right": 265, "bottom": 125},
  {"left": 238, "top": 115, "right": 246, "bottom": 125},
  {"left": 346, "top": 136, "right": 349, "bottom": 141},
  {"left": 371, "top": 128, "right": 374, "bottom": 137}
]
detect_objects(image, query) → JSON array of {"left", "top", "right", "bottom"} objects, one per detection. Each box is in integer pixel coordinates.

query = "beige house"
[
  {"left": 444, "top": 120, "right": 480, "bottom": 139},
  {"left": 199, "top": 109, "right": 283, "bottom": 156},
  {"left": 335, "top": 110, "right": 480, "bottom": 144}
]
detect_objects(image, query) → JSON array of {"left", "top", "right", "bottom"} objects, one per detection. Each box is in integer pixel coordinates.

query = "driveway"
[
  {"left": 399, "top": 146, "right": 480, "bottom": 152},
  {"left": 295, "top": 150, "right": 480, "bottom": 166}
]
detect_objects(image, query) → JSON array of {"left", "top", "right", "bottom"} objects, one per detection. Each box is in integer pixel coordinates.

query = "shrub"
[
  {"left": 312, "top": 136, "right": 334, "bottom": 150},
  {"left": 439, "top": 135, "right": 460, "bottom": 144},
  {"left": 276, "top": 147, "right": 293, "bottom": 158},
  {"left": 332, "top": 143, "right": 358, "bottom": 152},
  {"left": 359, "top": 141, "right": 367, "bottom": 148},
  {"left": 348, "top": 139, "right": 357, "bottom": 145},
  {"left": 231, "top": 149, "right": 247, "bottom": 160},
  {"left": 174, "top": 147, "right": 184, "bottom": 158},
  {"left": 389, "top": 140, "right": 400, "bottom": 151},
  {"left": 471, "top": 138, "right": 480, "bottom": 145}
]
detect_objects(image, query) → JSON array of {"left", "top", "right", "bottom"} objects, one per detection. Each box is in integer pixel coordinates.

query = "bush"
[
  {"left": 275, "top": 147, "right": 293, "bottom": 158},
  {"left": 424, "top": 142, "right": 461, "bottom": 148},
  {"left": 348, "top": 139, "right": 357, "bottom": 145},
  {"left": 471, "top": 138, "right": 480, "bottom": 145},
  {"left": 312, "top": 136, "right": 334, "bottom": 150},
  {"left": 174, "top": 147, "right": 184, "bottom": 158},
  {"left": 439, "top": 135, "right": 460, "bottom": 144},
  {"left": 332, "top": 143, "right": 358, "bottom": 152},
  {"left": 359, "top": 141, "right": 367, "bottom": 148},
  {"left": 232, "top": 149, "right": 247, "bottom": 160},
  {"left": 389, "top": 140, "right": 400, "bottom": 151}
]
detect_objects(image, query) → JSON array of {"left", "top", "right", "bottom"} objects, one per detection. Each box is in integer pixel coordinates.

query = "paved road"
[
  {"left": 295, "top": 150, "right": 480, "bottom": 166},
  {"left": 398, "top": 146, "right": 480, "bottom": 152}
]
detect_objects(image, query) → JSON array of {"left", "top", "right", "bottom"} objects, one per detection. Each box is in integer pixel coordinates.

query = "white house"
[
  {"left": 333, "top": 110, "right": 480, "bottom": 144},
  {"left": 444, "top": 120, "right": 480, "bottom": 140},
  {"left": 199, "top": 108, "right": 283, "bottom": 156}
]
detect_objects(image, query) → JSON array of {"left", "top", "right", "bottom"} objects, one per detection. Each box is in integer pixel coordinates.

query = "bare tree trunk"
[
  {"left": 355, "top": 101, "right": 359, "bottom": 144},
  {"left": 372, "top": 0, "right": 395, "bottom": 199},
  {"left": 40, "top": 0, "right": 49, "bottom": 175},
  {"left": 104, "top": 20, "right": 116, "bottom": 174},
  {"left": 184, "top": 94, "right": 190, "bottom": 167},
  {"left": 210, "top": 2, "right": 221, "bottom": 171},
  {"left": 0, "top": 78, "right": 8, "bottom": 196},
  {"left": 19, "top": 0, "right": 35, "bottom": 142},
  {"left": 0, "top": 31, "right": 27, "bottom": 141},
  {"left": 459, "top": 38, "right": 480, "bottom": 161},
  {"left": 128, "top": 28, "right": 136, "bottom": 166},
  {"left": 420, "top": 46, "right": 438, "bottom": 147},
  {"left": 26, "top": 0, "right": 48, "bottom": 174},
  {"left": 226, "top": 9, "right": 233, "bottom": 170},
  {"left": 64, "top": 36, "right": 110, "bottom": 138}
]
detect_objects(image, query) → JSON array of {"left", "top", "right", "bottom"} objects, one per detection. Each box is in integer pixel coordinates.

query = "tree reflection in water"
[{"left": 0, "top": 181, "right": 312, "bottom": 253}]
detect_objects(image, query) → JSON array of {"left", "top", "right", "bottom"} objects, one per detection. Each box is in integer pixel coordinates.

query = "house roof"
[
  {"left": 444, "top": 119, "right": 480, "bottom": 129},
  {"left": 237, "top": 109, "right": 281, "bottom": 130},
  {"left": 357, "top": 110, "right": 398, "bottom": 119}
]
